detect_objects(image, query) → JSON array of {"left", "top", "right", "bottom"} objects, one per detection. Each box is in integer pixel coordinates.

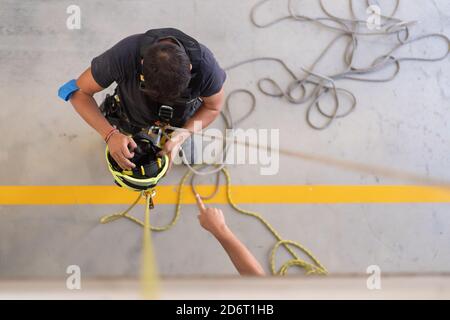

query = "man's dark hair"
[{"left": 141, "top": 42, "right": 191, "bottom": 102}]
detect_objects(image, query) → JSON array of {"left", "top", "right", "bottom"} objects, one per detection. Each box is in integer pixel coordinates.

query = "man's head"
[{"left": 141, "top": 42, "right": 191, "bottom": 103}]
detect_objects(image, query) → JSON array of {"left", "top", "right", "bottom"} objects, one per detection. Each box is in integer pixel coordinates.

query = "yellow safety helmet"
[{"left": 105, "top": 132, "right": 169, "bottom": 192}]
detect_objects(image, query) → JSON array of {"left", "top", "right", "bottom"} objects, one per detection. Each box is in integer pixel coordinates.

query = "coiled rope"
[{"left": 237, "top": 0, "right": 450, "bottom": 130}]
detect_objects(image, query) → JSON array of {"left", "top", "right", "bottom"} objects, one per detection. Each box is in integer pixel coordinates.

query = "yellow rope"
[
  {"left": 100, "top": 166, "right": 327, "bottom": 276},
  {"left": 221, "top": 168, "right": 328, "bottom": 276},
  {"left": 141, "top": 191, "right": 159, "bottom": 299},
  {"left": 100, "top": 169, "right": 192, "bottom": 231}
]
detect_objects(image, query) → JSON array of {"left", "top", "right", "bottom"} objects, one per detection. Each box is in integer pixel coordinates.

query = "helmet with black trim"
[{"left": 105, "top": 132, "right": 169, "bottom": 192}]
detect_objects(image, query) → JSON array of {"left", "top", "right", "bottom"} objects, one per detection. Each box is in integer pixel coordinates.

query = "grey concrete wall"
[{"left": 0, "top": 0, "right": 449, "bottom": 278}]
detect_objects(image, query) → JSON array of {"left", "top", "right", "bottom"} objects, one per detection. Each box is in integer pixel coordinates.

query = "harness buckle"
[{"left": 158, "top": 105, "right": 174, "bottom": 123}]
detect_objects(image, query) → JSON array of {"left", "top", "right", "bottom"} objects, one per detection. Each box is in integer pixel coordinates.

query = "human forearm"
[
  {"left": 183, "top": 104, "right": 220, "bottom": 133},
  {"left": 195, "top": 195, "right": 265, "bottom": 276},
  {"left": 70, "top": 90, "right": 114, "bottom": 139},
  {"left": 182, "top": 88, "right": 224, "bottom": 135},
  {"left": 214, "top": 227, "right": 265, "bottom": 276}
]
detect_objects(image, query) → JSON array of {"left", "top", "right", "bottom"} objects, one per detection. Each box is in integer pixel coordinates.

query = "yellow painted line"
[{"left": 1, "top": 185, "right": 450, "bottom": 205}]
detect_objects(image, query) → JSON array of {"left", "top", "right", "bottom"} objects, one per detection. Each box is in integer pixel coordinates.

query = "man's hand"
[
  {"left": 159, "top": 130, "right": 191, "bottom": 167},
  {"left": 107, "top": 132, "right": 138, "bottom": 170},
  {"left": 195, "top": 194, "right": 228, "bottom": 236}
]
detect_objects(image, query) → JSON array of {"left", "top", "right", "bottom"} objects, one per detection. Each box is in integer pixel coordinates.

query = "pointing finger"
[{"left": 195, "top": 193, "right": 206, "bottom": 211}]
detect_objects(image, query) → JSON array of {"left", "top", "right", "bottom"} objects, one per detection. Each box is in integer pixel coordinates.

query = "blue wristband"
[{"left": 58, "top": 79, "right": 80, "bottom": 101}]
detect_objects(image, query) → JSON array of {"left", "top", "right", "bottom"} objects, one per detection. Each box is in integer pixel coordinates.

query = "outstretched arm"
[{"left": 195, "top": 194, "right": 265, "bottom": 276}]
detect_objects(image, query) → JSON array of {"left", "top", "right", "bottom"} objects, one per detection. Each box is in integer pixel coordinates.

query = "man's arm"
[
  {"left": 71, "top": 68, "right": 114, "bottom": 139},
  {"left": 185, "top": 87, "right": 225, "bottom": 133},
  {"left": 69, "top": 67, "right": 137, "bottom": 170},
  {"left": 195, "top": 194, "right": 265, "bottom": 276}
]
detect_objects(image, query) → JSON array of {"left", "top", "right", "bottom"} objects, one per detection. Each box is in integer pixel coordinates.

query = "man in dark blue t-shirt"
[{"left": 68, "top": 28, "right": 226, "bottom": 170}]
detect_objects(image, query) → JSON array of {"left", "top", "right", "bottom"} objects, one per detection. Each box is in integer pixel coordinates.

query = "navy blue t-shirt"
[{"left": 91, "top": 32, "right": 226, "bottom": 128}]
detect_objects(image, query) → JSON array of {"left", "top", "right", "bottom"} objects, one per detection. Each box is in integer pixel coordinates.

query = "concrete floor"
[{"left": 0, "top": 0, "right": 449, "bottom": 278}]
